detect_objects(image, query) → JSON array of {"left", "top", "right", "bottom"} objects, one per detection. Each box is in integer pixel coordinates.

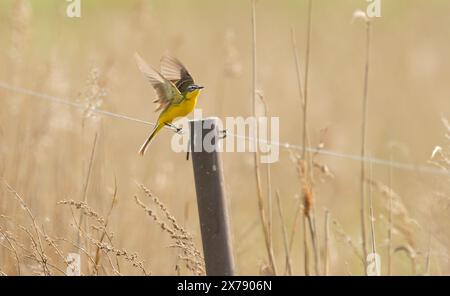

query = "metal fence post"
[{"left": 189, "top": 117, "right": 235, "bottom": 276}]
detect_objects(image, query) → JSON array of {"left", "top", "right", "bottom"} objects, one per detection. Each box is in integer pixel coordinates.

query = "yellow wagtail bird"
[{"left": 135, "top": 53, "right": 203, "bottom": 155}]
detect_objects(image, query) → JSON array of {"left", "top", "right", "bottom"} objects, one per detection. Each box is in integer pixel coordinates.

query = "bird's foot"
[
  {"left": 219, "top": 129, "right": 227, "bottom": 139},
  {"left": 165, "top": 122, "right": 184, "bottom": 134},
  {"left": 175, "top": 127, "right": 184, "bottom": 135}
]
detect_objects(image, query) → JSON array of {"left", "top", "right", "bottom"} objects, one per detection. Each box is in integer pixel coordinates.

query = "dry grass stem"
[
  {"left": 134, "top": 184, "right": 204, "bottom": 275},
  {"left": 324, "top": 210, "right": 330, "bottom": 275},
  {"left": 356, "top": 15, "right": 373, "bottom": 273},
  {"left": 251, "top": 0, "right": 278, "bottom": 276},
  {"left": 275, "top": 190, "right": 293, "bottom": 275}
]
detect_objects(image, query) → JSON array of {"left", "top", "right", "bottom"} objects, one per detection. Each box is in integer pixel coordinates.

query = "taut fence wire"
[{"left": 0, "top": 80, "right": 448, "bottom": 177}]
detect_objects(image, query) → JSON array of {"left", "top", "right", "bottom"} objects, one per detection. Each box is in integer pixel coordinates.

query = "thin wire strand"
[
  {"left": 0, "top": 80, "right": 448, "bottom": 176},
  {"left": 229, "top": 132, "right": 449, "bottom": 176},
  {"left": 0, "top": 81, "right": 156, "bottom": 127}
]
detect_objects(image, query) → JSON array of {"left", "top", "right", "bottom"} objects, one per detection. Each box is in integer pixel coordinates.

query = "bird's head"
[{"left": 185, "top": 84, "right": 204, "bottom": 99}]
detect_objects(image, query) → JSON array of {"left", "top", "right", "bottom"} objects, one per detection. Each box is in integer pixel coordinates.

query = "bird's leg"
[{"left": 164, "top": 122, "right": 183, "bottom": 134}]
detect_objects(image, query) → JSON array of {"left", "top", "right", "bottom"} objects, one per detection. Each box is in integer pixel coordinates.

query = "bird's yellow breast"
[{"left": 158, "top": 89, "right": 200, "bottom": 124}]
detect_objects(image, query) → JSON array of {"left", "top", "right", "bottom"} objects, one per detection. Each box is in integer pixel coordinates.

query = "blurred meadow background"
[{"left": 0, "top": 0, "right": 450, "bottom": 275}]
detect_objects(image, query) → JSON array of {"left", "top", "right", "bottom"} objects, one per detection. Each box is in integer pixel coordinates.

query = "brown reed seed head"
[{"left": 302, "top": 184, "right": 313, "bottom": 217}]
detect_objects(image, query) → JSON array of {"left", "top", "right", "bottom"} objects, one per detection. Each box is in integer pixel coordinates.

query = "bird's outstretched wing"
[
  {"left": 135, "top": 53, "right": 183, "bottom": 112},
  {"left": 160, "top": 55, "right": 194, "bottom": 94}
]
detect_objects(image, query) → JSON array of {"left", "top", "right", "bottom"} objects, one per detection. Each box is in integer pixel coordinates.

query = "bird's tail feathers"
[{"left": 138, "top": 123, "right": 164, "bottom": 156}]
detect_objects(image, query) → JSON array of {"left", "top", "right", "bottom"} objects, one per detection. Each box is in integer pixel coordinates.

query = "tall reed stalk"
[
  {"left": 291, "top": 0, "right": 320, "bottom": 275},
  {"left": 251, "top": 0, "right": 277, "bottom": 275},
  {"left": 388, "top": 150, "right": 393, "bottom": 275},
  {"left": 357, "top": 14, "right": 372, "bottom": 274},
  {"left": 368, "top": 161, "right": 378, "bottom": 274},
  {"left": 324, "top": 209, "right": 330, "bottom": 275}
]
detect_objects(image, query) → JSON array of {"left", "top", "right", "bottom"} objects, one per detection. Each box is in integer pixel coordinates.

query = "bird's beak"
[{"left": 197, "top": 85, "right": 204, "bottom": 90}]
